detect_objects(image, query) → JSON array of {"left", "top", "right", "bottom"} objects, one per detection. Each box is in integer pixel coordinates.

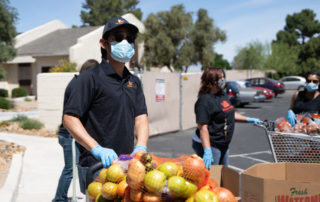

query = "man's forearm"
[
  {"left": 135, "top": 114, "right": 149, "bottom": 147},
  {"left": 63, "top": 114, "right": 98, "bottom": 151}
]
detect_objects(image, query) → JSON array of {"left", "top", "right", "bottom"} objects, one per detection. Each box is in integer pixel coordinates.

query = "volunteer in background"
[
  {"left": 287, "top": 71, "right": 320, "bottom": 126},
  {"left": 62, "top": 16, "right": 149, "bottom": 194},
  {"left": 53, "top": 59, "right": 99, "bottom": 202},
  {"left": 192, "top": 67, "right": 261, "bottom": 168}
]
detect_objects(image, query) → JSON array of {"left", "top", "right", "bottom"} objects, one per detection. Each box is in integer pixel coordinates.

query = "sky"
[{"left": 9, "top": 0, "right": 320, "bottom": 63}]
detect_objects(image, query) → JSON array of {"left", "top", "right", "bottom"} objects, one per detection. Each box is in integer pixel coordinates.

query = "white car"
[
  {"left": 279, "top": 76, "right": 306, "bottom": 90},
  {"left": 228, "top": 80, "right": 266, "bottom": 106}
]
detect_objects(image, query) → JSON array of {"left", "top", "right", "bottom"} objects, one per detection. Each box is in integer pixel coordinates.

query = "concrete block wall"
[
  {"left": 38, "top": 70, "right": 266, "bottom": 132},
  {"left": 37, "top": 73, "right": 77, "bottom": 130}
]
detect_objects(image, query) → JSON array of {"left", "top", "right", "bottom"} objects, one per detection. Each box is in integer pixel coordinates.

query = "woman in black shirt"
[
  {"left": 288, "top": 71, "right": 320, "bottom": 126},
  {"left": 192, "top": 67, "right": 261, "bottom": 168}
]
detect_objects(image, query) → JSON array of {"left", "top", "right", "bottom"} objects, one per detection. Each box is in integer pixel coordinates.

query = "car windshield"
[
  {"left": 269, "top": 78, "right": 279, "bottom": 83},
  {"left": 245, "top": 81, "right": 252, "bottom": 87},
  {"left": 227, "top": 81, "right": 240, "bottom": 88}
]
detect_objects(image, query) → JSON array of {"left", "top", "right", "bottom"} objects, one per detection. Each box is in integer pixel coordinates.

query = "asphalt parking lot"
[{"left": 148, "top": 90, "right": 296, "bottom": 172}]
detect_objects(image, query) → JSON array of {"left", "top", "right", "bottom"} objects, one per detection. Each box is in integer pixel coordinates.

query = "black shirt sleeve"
[
  {"left": 134, "top": 77, "right": 148, "bottom": 117},
  {"left": 195, "top": 95, "right": 210, "bottom": 124},
  {"left": 63, "top": 72, "right": 95, "bottom": 118}
]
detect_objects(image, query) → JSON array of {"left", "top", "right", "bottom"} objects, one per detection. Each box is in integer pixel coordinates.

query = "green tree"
[
  {"left": 143, "top": 6, "right": 225, "bottom": 72},
  {"left": 213, "top": 54, "right": 231, "bottom": 70},
  {"left": 273, "top": 9, "right": 320, "bottom": 75},
  {"left": 232, "top": 41, "right": 269, "bottom": 70},
  {"left": 81, "top": 0, "right": 142, "bottom": 26},
  {"left": 143, "top": 5, "right": 193, "bottom": 71},
  {"left": 174, "top": 41, "right": 195, "bottom": 72},
  {"left": 189, "top": 9, "right": 226, "bottom": 69},
  {"left": 265, "top": 43, "right": 299, "bottom": 76},
  {"left": 0, "top": 0, "right": 18, "bottom": 79}
]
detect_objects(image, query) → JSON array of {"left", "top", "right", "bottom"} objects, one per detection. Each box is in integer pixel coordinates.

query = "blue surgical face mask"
[
  {"left": 218, "top": 79, "right": 226, "bottom": 89},
  {"left": 305, "top": 83, "right": 319, "bottom": 92},
  {"left": 110, "top": 40, "right": 135, "bottom": 63}
]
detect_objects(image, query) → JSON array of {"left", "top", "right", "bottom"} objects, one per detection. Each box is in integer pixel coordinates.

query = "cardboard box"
[
  {"left": 241, "top": 162, "right": 320, "bottom": 202},
  {"left": 210, "top": 165, "right": 240, "bottom": 200}
]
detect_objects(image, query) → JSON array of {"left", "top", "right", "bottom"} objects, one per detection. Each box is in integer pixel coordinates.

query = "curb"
[{"left": 0, "top": 153, "right": 23, "bottom": 202}]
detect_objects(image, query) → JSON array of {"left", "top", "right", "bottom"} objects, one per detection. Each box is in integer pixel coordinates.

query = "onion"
[
  {"left": 213, "top": 187, "right": 237, "bottom": 202},
  {"left": 142, "top": 192, "right": 162, "bottom": 202},
  {"left": 130, "top": 188, "right": 143, "bottom": 202},
  {"left": 182, "top": 154, "right": 205, "bottom": 182}
]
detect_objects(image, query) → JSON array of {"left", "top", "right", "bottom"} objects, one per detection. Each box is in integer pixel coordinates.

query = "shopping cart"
[
  {"left": 85, "top": 162, "right": 103, "bottom": 202},
  {"left": 255, "top": 120, "right": 320, "bottom": 163}
]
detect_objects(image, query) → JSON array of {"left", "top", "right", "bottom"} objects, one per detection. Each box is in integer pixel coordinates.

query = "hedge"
[{"left": 12, "top": 88, "right": 27, "bottom": 98}]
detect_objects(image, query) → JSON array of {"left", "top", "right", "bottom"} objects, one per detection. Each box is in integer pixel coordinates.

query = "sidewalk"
[
  {"left": 0, "top": 110, "right": 39, "bottom": 121},
  {"left": 0, "top": 132, "right": 84, "bottom": 202}
]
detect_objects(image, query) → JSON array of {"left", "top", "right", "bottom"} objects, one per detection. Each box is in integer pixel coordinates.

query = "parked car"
[
  {"left": 279, "top": 76, "right": 306, "bottom": 90},
  {"left": 226, "top": 81, "right": 265, "bottom": 107},
  {"left": 226, "top": 81, "right": 240, "bottom": 106},
  {"left": 245, "top": 77, "right": 285, "bottom": 97},
  {"left": 236, "top": 80, "right": 274, "bottom": 100}
]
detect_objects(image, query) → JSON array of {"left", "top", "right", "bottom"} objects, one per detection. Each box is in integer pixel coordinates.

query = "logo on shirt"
[
  {"left": 127, "top": 80, "right": 136, "bottom": 88},
  {"left": 221, "top": 100, "right": 234, "bottom": 111}
]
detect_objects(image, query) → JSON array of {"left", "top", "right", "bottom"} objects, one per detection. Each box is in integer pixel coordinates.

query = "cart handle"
[
  {"left": 86, "top": 162, "right": 103, "bottom": 189},
  {"left": 254, "top": 120, "right": 275, "bottom": 131}
]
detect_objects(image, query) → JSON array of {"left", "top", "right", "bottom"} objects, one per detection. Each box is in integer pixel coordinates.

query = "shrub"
[
  {"left": 0, "top": 97, "right": 13, "bottom": 109},
  {"left": 50, "top": 59, "right": 78, "bottom": 72},
  {"left": 12, "top": 88, "right": 27, "bottom": 98},
  {"left": 0, "top": 120, "right": 10, "bottom": 127},
  {"left": 20, "top": 119, "right": 44, "bottom": 130},
  {"left": 0, "top": 67, "right": 6, "bottom": 79},
  {"left": 10, "top": 114, "right": 28, "bottom": 122},
  {"left": 24, "top": 98, "right": 32, "bottom": 102},
  {"left": 0, "top": 89, "right": 8, "bottom": 97}
]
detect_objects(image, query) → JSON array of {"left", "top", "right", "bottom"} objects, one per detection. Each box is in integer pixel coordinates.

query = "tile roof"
[{"left": 18, "top": 26, "right": 99, "bottom": 56}]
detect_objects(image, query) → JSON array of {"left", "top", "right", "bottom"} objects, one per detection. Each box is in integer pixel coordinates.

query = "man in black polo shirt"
[{"left": 62, "top": 16, "right": 149, "bottom": 192}]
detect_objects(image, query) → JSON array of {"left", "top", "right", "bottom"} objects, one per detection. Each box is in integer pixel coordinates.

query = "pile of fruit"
[
  {"left": 276, "top": 113, "right": 320, "bottom": 136},
  {"left": 87, "top": 151, "right": 237, "bottom": 202}
]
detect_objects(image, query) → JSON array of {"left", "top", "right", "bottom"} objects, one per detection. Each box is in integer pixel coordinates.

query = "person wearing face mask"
[
  {"left": 62, "top": 16, "right": 149, "bottom": 194},
  {"left": 287, "top": 71, "right": 320, "bottom": 126},
  {"left": 192, "top": 67, "right": 261, "bottom": 168}
]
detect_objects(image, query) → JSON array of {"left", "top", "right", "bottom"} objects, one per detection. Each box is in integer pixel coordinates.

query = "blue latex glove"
[
  {"left": 246, "top": 117, "right": 261, "bottom": 124},
  {"left": 91, "top": 145, "right": 118, "bottom": 168},
  {"left": 203, "top": 147, "right": 214, "bottom": 169},
  {"left": 287, "top": 110, "right": 297, "bottom": 126},
  {"left": 132, "top": 145, "right": 147, "bottom": 153}
]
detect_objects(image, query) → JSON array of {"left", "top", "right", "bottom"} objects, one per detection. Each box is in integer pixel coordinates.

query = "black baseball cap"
[{"left": 102, "top": 16, "right": 139, "bottom": 38}]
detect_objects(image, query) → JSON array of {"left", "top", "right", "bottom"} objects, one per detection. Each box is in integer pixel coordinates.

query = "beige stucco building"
[{"left": 1, "top": 13, "right": 145, "bottom": 96}]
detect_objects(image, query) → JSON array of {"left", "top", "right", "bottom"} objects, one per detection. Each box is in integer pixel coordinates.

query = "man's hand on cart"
[
  {"left": 203, "top": 147, "right": 213, "bottom": 169},
  {"left": 91, "top": 145, "right": 118, "bottom": 168},
  {"left": 246, "top": 117, "right": 261, "bottom": 124},
  {"left": 287, "top": 110, "right": 297, "bottom": 126},
  {"left": 132, "top": 145, "right": 147, "bottom": 154}
]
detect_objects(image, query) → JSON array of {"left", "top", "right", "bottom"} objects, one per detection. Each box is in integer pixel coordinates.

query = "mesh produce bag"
[{"left": 90, "top": 153, "right": 218, "bottom": 202}]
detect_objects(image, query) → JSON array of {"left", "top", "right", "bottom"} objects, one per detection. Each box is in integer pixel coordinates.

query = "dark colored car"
[
  {"left": 245, "top": 77, "right": 285, "bottom": 97},
  {"left": 226, "top": 81, "right": 240, "bottom": 106}
]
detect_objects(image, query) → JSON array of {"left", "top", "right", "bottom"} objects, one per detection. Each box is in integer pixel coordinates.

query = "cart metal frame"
[{"left": 256, "top": 121, "right": 320, "bottom": 163}]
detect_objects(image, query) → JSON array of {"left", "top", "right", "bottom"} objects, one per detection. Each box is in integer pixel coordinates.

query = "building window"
[{"left": 42, "top": 66, "right": 53, "bottom": 73}]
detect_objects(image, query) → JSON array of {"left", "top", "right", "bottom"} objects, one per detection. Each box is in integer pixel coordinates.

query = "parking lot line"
[{"left": 229, "top": 150, "right": 271, "bottom": 157}]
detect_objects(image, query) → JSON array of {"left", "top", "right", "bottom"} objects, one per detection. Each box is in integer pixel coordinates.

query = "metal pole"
[
  {"left": 179, "top": 72, "right": 182, "bottom": 130},
  {"left": 72, "top": 138, "right": 77, "bottom": 202}
]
